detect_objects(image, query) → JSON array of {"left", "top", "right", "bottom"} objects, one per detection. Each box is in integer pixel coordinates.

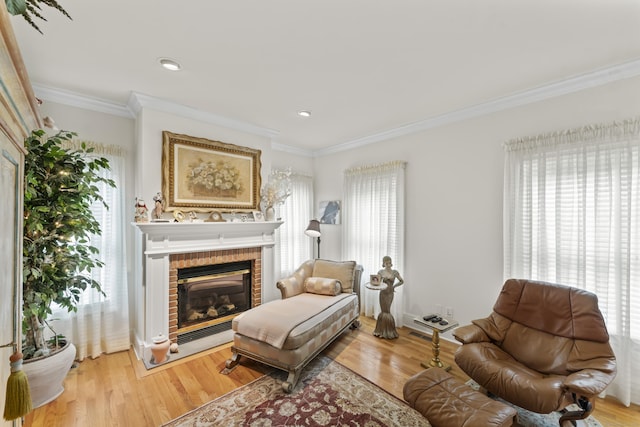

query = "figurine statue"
[
  {"left": 152, "top": 192, "right": 164, "bottom": 220},
  {"left": 373, "top": 255, "right": 404, "bottom": 339},
  {"left": 134, "top": 198, "right": 149, "bottom": 223}
]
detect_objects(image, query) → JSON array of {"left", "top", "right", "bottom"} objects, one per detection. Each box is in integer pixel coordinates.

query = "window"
[
  {"left": 275, "top": 172, "right": 314, "bottom": 278},
  {"left": 49, "top": 141, "right": 130, "bottom": 359},
  {"left": 504, "top": 117, "right": 640, "bottom": 405},
  {"left": 343, "top": 161, "right": 406, "bottom": 323}
]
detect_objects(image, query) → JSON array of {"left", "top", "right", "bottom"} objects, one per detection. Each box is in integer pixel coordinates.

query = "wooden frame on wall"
[{"left": 162, "top": 131, "right": 262, "bottom": 212}]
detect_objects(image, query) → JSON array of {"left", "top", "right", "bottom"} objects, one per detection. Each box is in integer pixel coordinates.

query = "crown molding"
[
  {"left": 32, "top": 83, "right": 134, "bottom": 118},
  {"left": 128, "top": 92, "right": 279, "bottom": 139},
  {"left": 271, "top": 141, "right": 314, "bottom": 157},
  {"left": 32, "top": 58, "right": 640, "bottom": 157},
  {"left": 315, "top": 58, "right": 640, "bottom": 157}
]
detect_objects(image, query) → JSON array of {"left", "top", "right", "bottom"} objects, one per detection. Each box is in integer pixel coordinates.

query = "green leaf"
[{"left": 6, "top": 0, "right": 27, "bottom": 15}]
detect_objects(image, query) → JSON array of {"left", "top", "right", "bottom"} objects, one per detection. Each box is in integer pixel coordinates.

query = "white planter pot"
[{"left": 23, "top": 342, "right": 76, "bottom": 408}]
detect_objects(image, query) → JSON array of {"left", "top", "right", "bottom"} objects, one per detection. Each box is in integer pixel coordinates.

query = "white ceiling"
[{"left": 11, "top": 0, "right": 640, "bottom": 154}]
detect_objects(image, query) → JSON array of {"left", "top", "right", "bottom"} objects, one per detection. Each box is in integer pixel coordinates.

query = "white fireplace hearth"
[{"left": 132, "top": 221, "right": 283, "bottom": 366}]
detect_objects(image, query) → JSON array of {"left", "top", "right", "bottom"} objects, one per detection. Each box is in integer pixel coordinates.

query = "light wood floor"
[{"left": 23, "top": 316, "right": 640, "bottom": 427}]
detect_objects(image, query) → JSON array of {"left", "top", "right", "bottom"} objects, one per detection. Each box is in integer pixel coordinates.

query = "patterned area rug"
[
  {"left": 466, "top": 380, "right": 603, "bottom": 427},
  {"left": 163, "top": 356, "right": 430, "bottom": 427}
]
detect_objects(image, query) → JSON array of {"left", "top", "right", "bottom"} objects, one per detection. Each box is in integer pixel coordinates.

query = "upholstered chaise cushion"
[
  {"left": 233, "top": 293, "right": 352, "bottom": 349},
  {"left": 312, "top": 259, "right": 356, "bottom": 294},
  {"left": 231, "top": 293, "right": 358, "bottom": 367}
]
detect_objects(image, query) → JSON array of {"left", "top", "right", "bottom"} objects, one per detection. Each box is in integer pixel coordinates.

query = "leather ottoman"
[{"left": 403, "top": 368, "right": 517, "bottom": 427}]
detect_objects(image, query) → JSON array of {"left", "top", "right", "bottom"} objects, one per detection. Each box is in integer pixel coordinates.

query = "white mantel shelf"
[{"left": 132, "top": 221, "right": 283, "bottom": 255}]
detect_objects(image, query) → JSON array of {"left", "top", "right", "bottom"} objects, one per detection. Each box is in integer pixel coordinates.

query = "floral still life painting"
[{"left": 162, "top": 131, "right": 262, "bottom": 211}]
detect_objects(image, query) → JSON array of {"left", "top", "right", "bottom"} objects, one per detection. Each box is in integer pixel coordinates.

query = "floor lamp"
[{"left": 305, "top": 219, "right": 321, "bottom": 259}]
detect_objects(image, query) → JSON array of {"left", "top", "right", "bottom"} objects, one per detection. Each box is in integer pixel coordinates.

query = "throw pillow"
[
  {"left": 312, "top": 260, "right": 356, "bottom": 294},
  {"left": 304, "top": 277, "right": 342, "bottom": 296}
]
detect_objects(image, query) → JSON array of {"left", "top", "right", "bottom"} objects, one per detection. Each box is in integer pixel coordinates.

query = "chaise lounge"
[{"left": 225, "top": 259, "right": 362, "bottom": 392}]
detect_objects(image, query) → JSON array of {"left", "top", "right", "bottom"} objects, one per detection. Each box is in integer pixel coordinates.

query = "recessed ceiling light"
[
  {"left": 298, "top": 110, "right": 311, "bottom": 118},
  {"left": 159, "top": 58, "right": 181, "bottom": 71}
]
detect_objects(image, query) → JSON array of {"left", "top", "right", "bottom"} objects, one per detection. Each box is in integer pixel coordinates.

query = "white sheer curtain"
[
  {"left": 343, "top": 161, "right": 406, "bottom": 326},
  {"left": 49, "top": 141, "right": 130, "bottom": 360},
  {"left": 504, "top": 118, "right": 640, "bottom": 406},
  {"left": 275, "top": 171, "right": 314, "bottom": 280}
]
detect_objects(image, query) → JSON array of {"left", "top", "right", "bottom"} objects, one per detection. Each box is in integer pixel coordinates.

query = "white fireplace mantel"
[
  {"left": 131, "top": 220, "right": 283, "bottom": 365},
  {"left": 134, "top": 220, "right": 284, "bottom": 255}
]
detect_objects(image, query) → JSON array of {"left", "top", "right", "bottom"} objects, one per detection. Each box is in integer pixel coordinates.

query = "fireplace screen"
[{"left": 177, "top": 261, "right": 252, "bottom": 330}]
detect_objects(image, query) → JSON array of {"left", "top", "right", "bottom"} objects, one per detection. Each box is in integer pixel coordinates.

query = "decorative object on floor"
[
  {"left": 162, "top": 131, "right": 262, "bottom": 212},
  {"left": 260, "top": 168, "right": 292, "bottom": 221},
  {"left": 22, "top": 341, "right": 76, "bottom": 408},
  {"left": 466, "top": 380, "right": 603, "bottom": 427},
  {"left": 150, "top": 334, "right": 170, "bottom": 365},
  {"left": 304, "top": 219, "right": 322, "bottom": 258},
  {"left": 372, "top": 256, "right": 404, "bottom": 339},
  {"left": 22, "top": 130, "right": 115, "bottom": 407},
  {"left": 163, "top": 356, "right": 429, "bottom": 427},
  {"left": 318, "top": 200, "right": 341, "bottom": 224}
]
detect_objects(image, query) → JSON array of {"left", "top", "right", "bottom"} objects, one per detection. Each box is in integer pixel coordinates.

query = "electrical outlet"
[{"left": 446, "top": 306, "right": 454, "bottom": 318}]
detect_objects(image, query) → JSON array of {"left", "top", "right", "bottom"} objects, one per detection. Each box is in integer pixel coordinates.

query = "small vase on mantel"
[
  {"left": 265, "top": 206, "right": 276, "bottom": 221},
  {"left": 151, "top": 333, "right": 170, "bottom": 364}
]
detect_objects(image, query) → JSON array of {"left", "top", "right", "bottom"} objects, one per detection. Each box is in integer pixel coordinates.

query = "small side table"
[{"left": 414, "top": 316, "right": 459, "bottom": 371}]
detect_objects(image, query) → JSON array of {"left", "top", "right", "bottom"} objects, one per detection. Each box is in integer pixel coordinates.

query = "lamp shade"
[{"left": 304, "top": 219, "right": 321, "bottom": 237}]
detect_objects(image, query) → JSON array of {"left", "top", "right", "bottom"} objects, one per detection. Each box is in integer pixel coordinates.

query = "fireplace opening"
[{"left": 177, "top": 260, "right": 252, "bottom": 340}]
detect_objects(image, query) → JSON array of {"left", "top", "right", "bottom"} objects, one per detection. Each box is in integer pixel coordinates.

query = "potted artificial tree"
[{"left": 21, "top": 129, "right": 115, "bottom": 407}]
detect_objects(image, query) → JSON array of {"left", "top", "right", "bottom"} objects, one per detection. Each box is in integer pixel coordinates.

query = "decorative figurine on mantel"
[
  {"left": 134, "top": 198, "right": 149, "bottom": 223},
  {"left": 373, "top": 256, "right": 404, "bottom": 339},
  {"left": 152, "top": 192, "right": 164, "bottom": 220}
]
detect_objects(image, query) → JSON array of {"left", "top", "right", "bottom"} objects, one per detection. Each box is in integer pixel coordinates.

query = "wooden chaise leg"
[
  {"left": 282, "top": 368, "right": 302, "bottom": 393},
  {"left": 224, "top": 351, "right": 242, "bottom": 370},
  {"left": 350, "top": 319, "right": 361, "bottom": 329},
  {"left": 558, "top": 394, "right": 594, "bottom": 427}
]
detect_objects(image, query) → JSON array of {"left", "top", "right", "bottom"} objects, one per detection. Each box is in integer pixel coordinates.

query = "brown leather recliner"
[{"left": 453, "top": 279, "right": 616, "bottom": 426}]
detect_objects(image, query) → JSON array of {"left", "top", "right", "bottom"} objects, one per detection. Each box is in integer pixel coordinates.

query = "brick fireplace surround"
[
  {"left": 132, "top": 221, "right": 282, "bottom": 366},
  {"left": 168, "top": 247, "right": 262, "bottom": 343}
]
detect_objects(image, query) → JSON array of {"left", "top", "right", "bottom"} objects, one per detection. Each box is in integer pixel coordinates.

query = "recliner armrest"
[
  {"left": 453, "top": 324, "right": 490, "bottom": 344},
  {"left": 564, "top": 366, "right": 617, "bottom": 397}
]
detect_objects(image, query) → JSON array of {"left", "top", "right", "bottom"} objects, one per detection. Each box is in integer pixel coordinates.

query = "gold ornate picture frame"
[{"left": 162, "top": 131, "right": 262, "bottom": 211}]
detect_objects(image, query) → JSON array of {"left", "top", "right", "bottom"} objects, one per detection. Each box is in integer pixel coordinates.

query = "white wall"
[
  {"left": 313, "top": 75, "right": 640, "bottom": 339},
  {"left": 39, "top": 75, "right": 640, "bottom": 343},
  {"left": 271, "top": 149, "right": 314, "bottom": 175}
]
